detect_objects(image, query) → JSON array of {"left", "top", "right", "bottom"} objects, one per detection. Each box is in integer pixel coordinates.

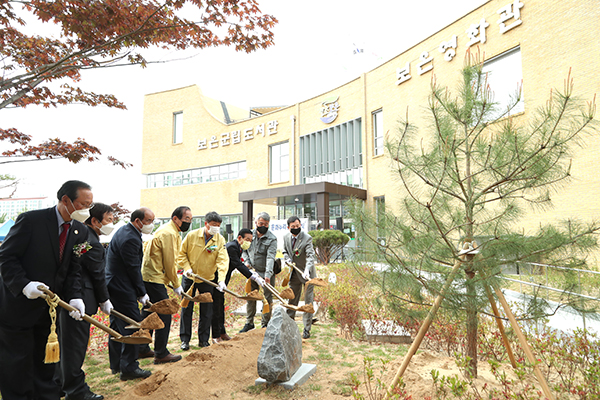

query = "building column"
[
  {"left": 316, "top": 192, "right": 329, "bottom": 230},
  {"left": 242, "top": 200, "right": 253, "bottom": 229}
]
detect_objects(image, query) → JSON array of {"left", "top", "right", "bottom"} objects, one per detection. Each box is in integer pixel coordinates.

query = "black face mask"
[
  {"left": 290, "top": 227, "right": 301, "bottom": 235},
  {"left": 180, "top": 221, "right": 191, "bottom": 232},
  {"left": 257, "top": 226, "right": 268, "bottom": 234}
]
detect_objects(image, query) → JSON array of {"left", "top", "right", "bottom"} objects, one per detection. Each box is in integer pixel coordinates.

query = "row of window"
[{"left": 146, "top": 161, "right": 247, "bottom": 188}]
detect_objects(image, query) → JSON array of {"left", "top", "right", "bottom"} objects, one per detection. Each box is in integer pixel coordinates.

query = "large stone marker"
[{"left": 257, "top": 306, "right": 302, "bottom": 382}]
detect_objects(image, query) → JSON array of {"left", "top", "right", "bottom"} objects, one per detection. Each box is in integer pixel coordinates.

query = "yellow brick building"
[{"left": 141, "top": 0, "right": 600, "bottom": 245}]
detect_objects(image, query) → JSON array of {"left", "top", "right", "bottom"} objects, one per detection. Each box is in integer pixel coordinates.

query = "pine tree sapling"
[{"left": 352, "top": 53, "right": 599, "bottom": 379}]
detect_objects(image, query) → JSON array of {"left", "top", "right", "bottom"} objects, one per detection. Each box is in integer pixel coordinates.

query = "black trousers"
[
  {"left": 108, "top": 294, "right": 141, "bottom": 373},
  {"left": 211, "top": 288, "right": 226, "bottom": 338},
  {"left": 139, "top": 282, "right": 172, "bottom": 358},
  {"left": 56, "top": 307, "right": 93, "bottom": 397},
  {"left": 179, "top": 276, "right": 214, "bottom": 344},
  {"left": 0, "top": 313, "right": 61, "bottom": 400}
]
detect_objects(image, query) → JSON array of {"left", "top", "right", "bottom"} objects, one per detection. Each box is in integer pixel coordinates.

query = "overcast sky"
[{"left": 1, "top": 0, "right": 486, "bottom": 213}]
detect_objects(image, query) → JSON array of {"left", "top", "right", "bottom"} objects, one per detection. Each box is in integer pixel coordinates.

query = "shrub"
[{"left": 309, "top": 229, "right": 350, "bottom": 265}]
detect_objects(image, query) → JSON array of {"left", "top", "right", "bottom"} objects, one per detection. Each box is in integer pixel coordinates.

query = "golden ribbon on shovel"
[{"left": 38, "top": 286, "right": 152, "bottom": 364}]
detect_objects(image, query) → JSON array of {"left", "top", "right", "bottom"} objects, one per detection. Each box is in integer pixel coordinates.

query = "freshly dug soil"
[
  {"left": 147, "top": 298, "right": 179, "bottom": 314},
  {"left": 111, "top": 328, "right": 267, "bottom": 399},
  {"left": 306, "top": 278, "right": 328, "bottom": 287},
  {"left": 131, "top": 329, "right": 151, "bottom": 339},
  {"left": 246, "top": 289, "right": 263, "bottom": 300},
  {"left": 296, "top": 304, "right": 315, "bottom": 314},
  {"left": 139, "top": 312, "right": 165, "bottom": 330},
  {"left": 192, "top": 292, "right": 213, "bottom": 303},
  {"left": 279, "top": 287, "right": 295, "bottom": 299}
]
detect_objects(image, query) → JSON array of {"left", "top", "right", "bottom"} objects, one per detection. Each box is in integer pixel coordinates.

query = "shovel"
[
  {"left": 110, "top": 309, "right": 165, "bottom": 330},
  {"left": 285, "top": 261, "right": 328, "bottom": 288},
  {"left": 39, "top": 287, "right": 151, "bottom": 345},
  {"left": 167, "top": 284, "right": 211, "bottom": 307},
  {"left": 263, "top": 281, "right": 315, "bottom": 314},
  {"left": 188, "top": 272, "right": 264, "bottom": 301}
]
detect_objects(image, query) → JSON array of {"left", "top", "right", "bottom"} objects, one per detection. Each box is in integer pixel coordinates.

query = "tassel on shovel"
[{"left": 44, "top": 291, "right": 61, "bottom": 363}]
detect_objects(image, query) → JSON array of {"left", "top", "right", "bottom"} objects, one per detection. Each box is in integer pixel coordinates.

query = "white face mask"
[
  {"left": 68, "top": 197, "right": 91, "bottom": 223},
  {"left": 141, "top": 223, "right": 154, "bottom": 235},
  {"left": 99, "top": 222, "right": 115, "bottom": 236},
  {"left": 208, "top": 225, "right": 220, "bottom": 236}
]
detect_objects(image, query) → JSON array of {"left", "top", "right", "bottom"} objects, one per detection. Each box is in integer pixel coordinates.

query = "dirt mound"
[
  {"left": 139, "top": 312, "right": 164, "bottom": 330},
  {"left": 146, "top": 298, "right": 179, "bottom": 314},
  {"left": 111, "top": 328, "right": 267, "bottom": 399}
]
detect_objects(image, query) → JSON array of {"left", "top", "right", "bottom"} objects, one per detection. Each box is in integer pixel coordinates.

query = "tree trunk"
[{"left": 465, "top": 269, "right": 478, "bottom": 378}]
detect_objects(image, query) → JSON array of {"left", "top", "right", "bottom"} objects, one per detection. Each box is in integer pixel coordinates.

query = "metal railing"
[{"left": 500, "top": 261, "right": 600, "bottom": 331}]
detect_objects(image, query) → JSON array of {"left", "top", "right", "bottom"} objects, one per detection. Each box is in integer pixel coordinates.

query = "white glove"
[
  {"left": 302, "top": 268, "right": 311, "bottom": 281},
  {"left": 216, "top": 281, "right": 227, "bottom": 292},
  {"left": 184, "top": 269, "right": 194, "bottom": 279},
  {"left": 173, "top": 286, "right": 184, "bottom": 297},
  {"left": 250, "top": 272, "right": 265, "bottom": 287},
  {"left": 137, "top": 294, "right": 150, "bottom": 306},
  {"left": 22, "top": 281, "right": 48, "bottom": 299},
  {"left": 69, "top": 299, "right": 85, "bottom": 321},
  {"left": 99, "top": 300, "right": 113, "bottom": 315}
]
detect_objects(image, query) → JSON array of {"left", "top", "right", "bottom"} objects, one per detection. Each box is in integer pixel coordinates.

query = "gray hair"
[{"left": 255, "top": 211, "right": 270, "bottom": 222}]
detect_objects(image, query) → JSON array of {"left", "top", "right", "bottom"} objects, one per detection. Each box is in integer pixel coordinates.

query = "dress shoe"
[
  {"left": 220, "top": 333, "right": 232, "bottom": 341},
  {"left": 65, "top": 391, "right": 104, "bottom": 400},
  {"left": 312, "top": 318, "right": 319, "bottom": 324},
  {"left": 302, "top": 330, "right": 311, "bottom": 339},
  {"left": 199, "top": 341, "right": 210, "bottom": 348},
  {"left": 239, "top": 323, "right": 254, "bottom": 333},
  {"left": 154, "top": 353, "right": 182, "bottom": 365},
  {"left": 120, "top": 367, "right": 152, "bottom": 381},
  {"left": 180, "top": 341, "right": 190, "bottom": 351},
  {"left": 110, "top": 369, "right": 119, "bottom": 375},
  {"left": 212, "top": 338, "right": 222, "bottom": 344},
  {"left": 138, "top": 349, "right": 155, "bottom": 359}
]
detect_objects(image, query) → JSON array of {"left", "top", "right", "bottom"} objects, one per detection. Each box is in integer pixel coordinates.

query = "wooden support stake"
[
  {"left": 493, "top": 286, "right": 555, "bottom": 400},
  {"left": 484, "top": 285, "right": 517, "bottom": 368},
  {"left": 384, "top": 259, "right": 462, "bottom": 399}
]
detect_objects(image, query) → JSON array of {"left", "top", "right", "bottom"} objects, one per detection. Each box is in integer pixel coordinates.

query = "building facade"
[
  {"left": 141, "top": 0, "right": 600, "bottom": 248},
  {"left": 0, "top": 197, "right": 50, "bottom": 220}
]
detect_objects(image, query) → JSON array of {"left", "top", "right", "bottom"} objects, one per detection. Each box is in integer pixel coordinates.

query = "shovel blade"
[{"left": 111, "top": 336, "right": 152, "bottom": 345}]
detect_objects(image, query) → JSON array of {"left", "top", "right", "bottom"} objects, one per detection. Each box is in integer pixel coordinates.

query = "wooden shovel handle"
[
  {"left": 263, "top": 281, "right": 301, "bottom": 312},
  {"left": 110, "top": 309, "right": 140, "bottom": 328},
  {"left": 38, "top": 286, "right": 123, "bottom": 339},
  {"left": 189, "top": 272, "right": 240, "bottom": 298},
  {"left": 262, "top": 281, "right": 286, "bottom": 303}
]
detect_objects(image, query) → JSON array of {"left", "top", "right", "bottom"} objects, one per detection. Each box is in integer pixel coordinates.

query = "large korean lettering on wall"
[{"left": 396, "top": 0, "right": 524, "bottom": 85}]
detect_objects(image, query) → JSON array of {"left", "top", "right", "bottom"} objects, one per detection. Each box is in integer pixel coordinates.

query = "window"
[
  {"left": 173, "top": 112, "right": 183, "bottom": 144},
  {"left": 269, "top": 141, "right": 289, "bottom": 184},
  {"left": 145, "top": 161, "right": 247, "bottom": 188},
  {"left": 373, "top": 109, "right": 384, "bottom": 156},
  {"left": 482, "top": 47, "right": 523, "bottom": 120},
  {"left": 300, "top": 118, "right": 363, "bottom": 188}
]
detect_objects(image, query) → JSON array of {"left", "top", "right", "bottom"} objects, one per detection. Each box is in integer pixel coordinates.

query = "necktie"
[
  {"left": 292, "top": 236, "right": 296, "bottom": 250},
  {"left": 59, "top": 222, "right": 69, "bottom": 262}
]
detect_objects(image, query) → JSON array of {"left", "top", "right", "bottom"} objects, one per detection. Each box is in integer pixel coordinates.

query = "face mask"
[
  {"left": 99, "top": 222, "right": 115, "bottom": 236},
  {"left": 208, "top": 225, "right": 220, "bottom": 236},
  {"left": 240, "top": 240, "right": 251, "bottom": 250},
  {"left": 68, "top": 198, "right": 90, "bottom": 223},
  {"left": 180, "top": 221, "right": 191, "bottom": 232},
  {"left": 141, "top": 223, "right": 154, "bottom": 235},
  {"left": 257, "top": 226, "right": 268, "bottom": 234},
  {"left": 290, "top": 227, "right": 301, "bottom": 236}
]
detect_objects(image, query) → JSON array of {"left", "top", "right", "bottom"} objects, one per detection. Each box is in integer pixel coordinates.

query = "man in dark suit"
[
  {"left": 56, "top": 203, "right": 115, "bottom": 400},
  {"left": 282, "top": 215, "right": 316, "bottom": 339},
  {"left": 0, "top": 180, "right": 93, "bottom": 400},
  {"left": 106, "top": 207, "right": 155, "bottom": 381},
  {"left": 211, "top": 228, "right": 264, "bottom": 343}
]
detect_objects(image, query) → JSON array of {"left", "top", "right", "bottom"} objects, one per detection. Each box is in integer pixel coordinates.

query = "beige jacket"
[
  {"left": 141, "top": 220, "right": 182, "bottom": 289},
  {"left": 177, "top": 228, "right": 229, "bottom": 283}
]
